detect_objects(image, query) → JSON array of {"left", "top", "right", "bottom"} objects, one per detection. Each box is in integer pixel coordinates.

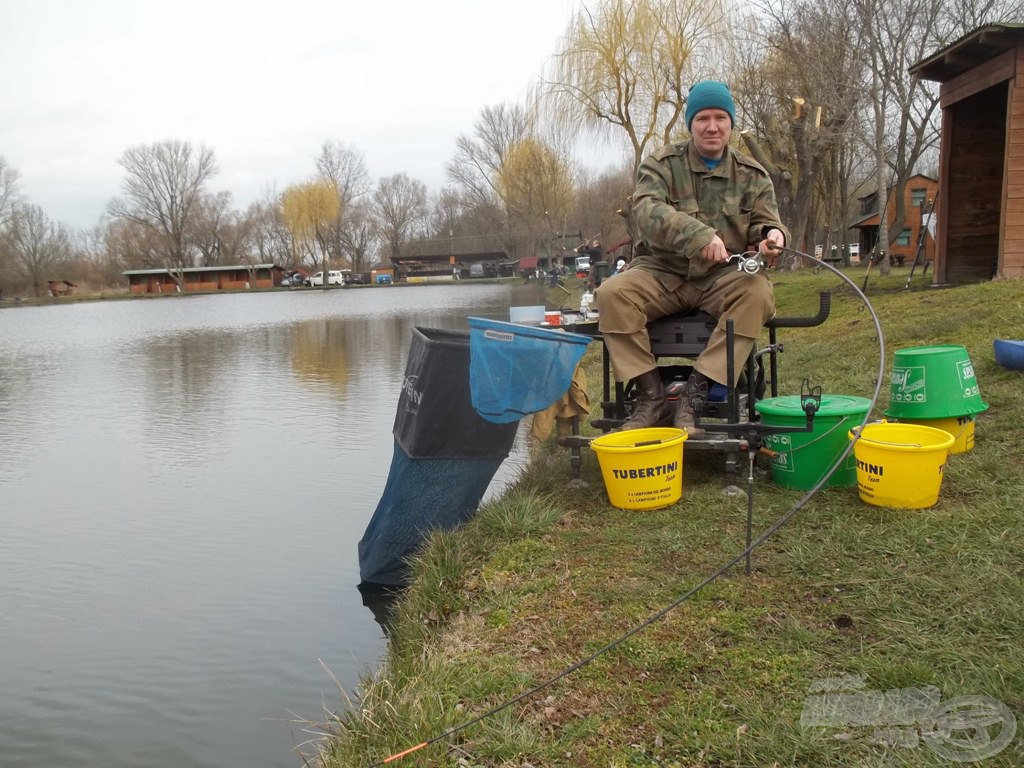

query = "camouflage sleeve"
[
  {"left": 744, "top": 171, "right": 790, "bottom": 248},
  {"left": 632, "top": 153, "right": 715, "bottom": 260}
]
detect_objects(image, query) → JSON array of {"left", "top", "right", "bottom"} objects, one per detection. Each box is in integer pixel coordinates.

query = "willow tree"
[
  {"left": 537, "top": 0, "right": 733, "bottom": 173},
  {"left": 497, "top": 137, "right": 575, "bottom": 258},
  {"left": 280, "top": 180, "right": 340, "bottom": 283}
]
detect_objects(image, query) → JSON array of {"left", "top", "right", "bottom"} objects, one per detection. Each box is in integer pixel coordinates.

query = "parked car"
[
  {"left": 375, "top": 274, "right": 393, "bottom": 285},
  {"left": 280, "top": 272, "right": 306, "bottom": 287},
  {"left": 309, "top": 270, "right": 344, "bottom": 286},
  {"left": 345, "top": 273, "right": 368, "bottom": 285}
]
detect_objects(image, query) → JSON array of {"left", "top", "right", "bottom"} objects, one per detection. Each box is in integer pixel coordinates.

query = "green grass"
[{"left": 314, "top": 266, "right": 1024, "bottom": 768}]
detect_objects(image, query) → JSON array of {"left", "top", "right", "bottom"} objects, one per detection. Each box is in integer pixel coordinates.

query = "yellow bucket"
[
  {"left": 849, "top": 423, "right": 954, "bottom": 509},
  {"left": 590, "top": 427, "right": 687, "bottom": 510},
  {"left": 896, "top": 414, "right": 975, "bottom": 454}
]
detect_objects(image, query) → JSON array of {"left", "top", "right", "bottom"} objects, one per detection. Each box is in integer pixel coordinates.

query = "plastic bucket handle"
[
  {"left": 849, "top": 421, "right": 947, "bottom": 449},
  {"left": 785, "top": 414, "right": 856, "bottom": 454},
  {"left": 634, "top": 437, "right": 668, "bottom": 447}
]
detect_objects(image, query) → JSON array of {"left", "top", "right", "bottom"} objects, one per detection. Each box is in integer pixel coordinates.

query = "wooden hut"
[
  {"left": 123, "top": 264, "right": 285, "bottom": 294},
  {"left": 911, "top": 23, "right": 1024, "bottom": 282}
]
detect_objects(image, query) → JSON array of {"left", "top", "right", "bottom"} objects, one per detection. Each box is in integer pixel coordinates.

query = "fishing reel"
[{"left": 727, "top": 252, "right": 765, "bottom": 274}]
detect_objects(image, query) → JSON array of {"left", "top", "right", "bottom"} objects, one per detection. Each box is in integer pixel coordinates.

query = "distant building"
[
  {"left": 849, "top": 174, "right": 939, "bottom": 267},
  {"left": 390, "top": 251, "right": 509, "bottom": 282},
  {"left": 123, "top": 264, "right": 285, "bottom": 295},
  {"left": 47, "top": 280, "right": 77, "bottom": 297}
]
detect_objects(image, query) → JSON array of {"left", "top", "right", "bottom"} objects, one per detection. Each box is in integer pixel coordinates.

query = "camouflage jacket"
[{"left": 631, "top": 141, "right": 790, "bottom": 288}]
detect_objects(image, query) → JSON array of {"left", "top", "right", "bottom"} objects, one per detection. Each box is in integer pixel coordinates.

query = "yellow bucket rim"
[
  {"left": 591, "top": 427, "right": 688, "bottom": 452},
  {"left": 849, "top": 422, "right": 954, "bottom": 452}
]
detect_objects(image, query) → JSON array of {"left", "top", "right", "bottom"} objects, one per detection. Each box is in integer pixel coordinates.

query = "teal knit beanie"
[{"left": 685, "top": 80, "right": 736, "bottom": 130}]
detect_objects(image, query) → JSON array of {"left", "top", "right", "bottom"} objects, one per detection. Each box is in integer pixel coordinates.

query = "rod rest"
[{"left": 766, "top": 291, "right": 831, "bottom": 329}]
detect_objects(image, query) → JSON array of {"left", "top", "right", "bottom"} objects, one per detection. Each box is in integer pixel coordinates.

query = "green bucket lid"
[{"left": 755, "top": 394, "right": 872, "bottom": 418}]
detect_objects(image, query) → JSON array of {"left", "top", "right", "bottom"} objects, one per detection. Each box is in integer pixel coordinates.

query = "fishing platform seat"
[{"left": 560, "top": 292, "right": 832, "bottom": 479}]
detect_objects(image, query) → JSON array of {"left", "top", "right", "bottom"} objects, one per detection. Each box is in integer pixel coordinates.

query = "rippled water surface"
[{"left": 0, "top": 284, "right": 540, "bottom": 768}]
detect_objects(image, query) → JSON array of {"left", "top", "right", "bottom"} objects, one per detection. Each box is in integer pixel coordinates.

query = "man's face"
[{"left": 691, "top": 108, "right": 732, "bottom": 159}]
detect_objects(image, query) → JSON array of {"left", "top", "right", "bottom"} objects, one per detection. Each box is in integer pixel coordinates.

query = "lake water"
[{"left": 0, "top": 283, "right": 544, "bottom": 768}]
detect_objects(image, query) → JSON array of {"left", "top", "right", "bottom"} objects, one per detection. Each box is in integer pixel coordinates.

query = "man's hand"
[
  {"left": 759, "top": 228, "right": 785, "bottom": 257},
  {"left": 699, "top": 234, "right": 731, "bottom": 263}
]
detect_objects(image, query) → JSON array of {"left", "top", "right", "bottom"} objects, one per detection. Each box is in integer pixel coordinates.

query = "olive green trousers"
[{"left": 594, "top": 266, "right": 775, "bottom": 385}]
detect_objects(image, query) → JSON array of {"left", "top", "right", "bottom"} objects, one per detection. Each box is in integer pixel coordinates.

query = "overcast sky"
[{"left": 1, "top": 0, "right": 623, "bottom": 230}]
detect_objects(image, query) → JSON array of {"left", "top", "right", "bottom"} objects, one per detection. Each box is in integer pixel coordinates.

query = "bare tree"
[
  {"left": 107, "top": 140, "right": 218, "bottom": 272},
  {"left": 316, "top": 141, "right": 371, "bottom": 266},
  {"left": 103, "top": 218, "right": 164, "bottom": 272},
  {"left": 446, "top": 104, "right": 532, "bottom": 208},
  {"left": 849, "top": 0, "right": 945, "bottom": 274},
  {"left": 429, "top": 187, "right": 464, "bottom": 249},
  {"left": 188, "top": 191, "right": 236, "bottom": 265},
  {"left": 246, "top": 189, "right": 296, "bottom": 268},
  {"left": 0, "top": 157, "right": 21, "bottom": 294},
  {"left": 76, "top": 222, "right": 126, "bottom": 289},
  {"left": 733, "top": 0, "right": 867, "bottom": 254},
  {"left": 537, "top": 0, "right": 733, "bottom": 173},
  {"left": 373, "top": 173, "right": 428, "bottom": 262},
  {"left": 338, "top": 198, "right": 378, "bottom": 272},
  {"left": 569, "top": 163, "right": 635, "bottom": 258},
  {"left": 8, "top": 203, "right": 72, "bottom": 297},
  {"left": 424, "top": 186, "right": 508, "bottom": 256},
  {"left": 316, "top": 141, "right": 371, "bottom": 209},
  {"left": 0, "top": 156, "right": 20, "bottom": 230}
]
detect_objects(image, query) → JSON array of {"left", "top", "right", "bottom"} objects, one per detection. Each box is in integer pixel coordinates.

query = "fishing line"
[{"left": 367, "top": 246, "right": 886, "bottom": 767}]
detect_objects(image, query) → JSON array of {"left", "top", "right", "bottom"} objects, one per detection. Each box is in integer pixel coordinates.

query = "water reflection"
[{"left": 358, "top": 585, "right": 404, "bottom": 638}]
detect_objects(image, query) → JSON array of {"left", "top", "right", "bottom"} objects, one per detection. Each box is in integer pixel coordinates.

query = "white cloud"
[{"left": 0, "top": 0, "right": 623, "bottom": 229}]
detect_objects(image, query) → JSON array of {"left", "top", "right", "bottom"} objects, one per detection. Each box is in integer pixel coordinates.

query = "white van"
[{"left": 309, "top": 270, "right": 344, "bottom": 286}]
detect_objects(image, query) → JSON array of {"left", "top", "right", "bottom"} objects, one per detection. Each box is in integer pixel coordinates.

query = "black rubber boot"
[
  {"left": 674, "top": 372, "right": 708, "bottom": 438},
  {"left": 619, "top": 370, "right": 673, "bottom": 431}
]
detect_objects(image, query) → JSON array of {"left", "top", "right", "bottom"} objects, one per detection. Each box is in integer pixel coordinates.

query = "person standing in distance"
[{"left": 594, "top": 80, "right": 788, "bottom": 436}]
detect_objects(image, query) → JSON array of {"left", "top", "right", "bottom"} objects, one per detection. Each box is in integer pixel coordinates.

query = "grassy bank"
[{"left": 316, "top": 267, "right": 1023, "bottom": 767}]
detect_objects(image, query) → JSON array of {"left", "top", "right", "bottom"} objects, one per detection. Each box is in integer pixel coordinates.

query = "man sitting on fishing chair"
[{"left": 595, "top": 80, "right": 789, "bottom": 437}]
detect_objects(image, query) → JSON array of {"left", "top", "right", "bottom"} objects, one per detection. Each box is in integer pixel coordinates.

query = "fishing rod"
[{"left": 366, "top": 246, "right": 886, "bottom": 767}]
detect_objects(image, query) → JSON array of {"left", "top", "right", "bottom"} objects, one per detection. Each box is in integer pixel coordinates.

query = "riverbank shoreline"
[
  {"left": 0, "top": 277, "right": 520, "bottom": 309},
  {"left": 315, "top": 270, "right": 1024, "bottom": 767}
]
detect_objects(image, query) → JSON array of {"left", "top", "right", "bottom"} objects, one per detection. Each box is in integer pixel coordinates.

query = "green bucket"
[
  {"left": 884, "top": 344, "right": 988, "bottom": 419},
  {"left": 755, "top": 395, "right": 872, "bottom": 490}
]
